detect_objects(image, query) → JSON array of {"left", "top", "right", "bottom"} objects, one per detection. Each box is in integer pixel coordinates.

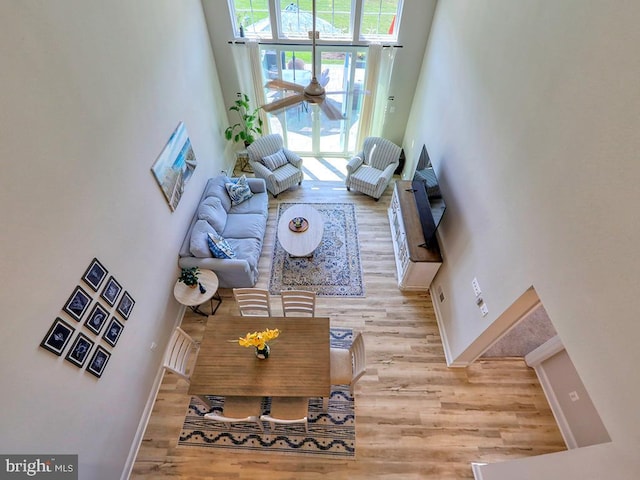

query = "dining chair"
[
  {"left": 204, "top": 396, "right": 264, "bottom": 432},
  {"left": 330, "top": 331, "right": 366, "bottom": 394},
  {"left": 163, "top": 327, "right": 199, "bottom": 381},
  {"left": 260, "top": 397, "right": 309, "bottom": 433},
  {"left": 233, "top": 288, "right": 272, "bottom": 316},
  {"left": 280, "top": 290, "right": 316, "bottom": 317}
]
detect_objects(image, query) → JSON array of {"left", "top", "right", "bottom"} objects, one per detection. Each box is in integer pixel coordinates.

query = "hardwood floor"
[{"left": 131, "top": 177, "right": 565, "bottom": 479}]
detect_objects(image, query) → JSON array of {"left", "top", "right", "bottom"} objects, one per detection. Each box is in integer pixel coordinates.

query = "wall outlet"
[
  {"left": 480, "top": 302, "right": 488, "bottom": 317},
  {"left": 150, "top": 342, "right": 158, "bottom": 351},
  {"left": 569, "top": 391, "right": 580, "bottom": 402},
  {"left": 437, "top": 285, "right": 445, "bottom": 303},
  {"left": 472, "top": 277, "right": 482, "bottom": 297}
]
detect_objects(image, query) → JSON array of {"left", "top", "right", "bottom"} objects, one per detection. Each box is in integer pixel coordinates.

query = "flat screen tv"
[{"left": 412, "top": 145, "right": 446, "bottom": 249}]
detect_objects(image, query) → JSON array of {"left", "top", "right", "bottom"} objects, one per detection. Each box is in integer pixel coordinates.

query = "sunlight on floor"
[{"left": 301, "top": 156, "right": 348, "bottom": 182}]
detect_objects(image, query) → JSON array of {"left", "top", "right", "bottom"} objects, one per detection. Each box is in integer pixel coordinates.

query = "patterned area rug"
[
  {"left": 269, "top": 203, "right": 364, "bottom": 297},
  {"left": 178, "top": 328, "right": 355, "bottom": 458}
]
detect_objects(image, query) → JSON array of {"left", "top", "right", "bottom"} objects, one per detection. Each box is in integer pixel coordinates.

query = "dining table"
[{"left": 188, "top": 315, "right": 331, "bottom": 408}]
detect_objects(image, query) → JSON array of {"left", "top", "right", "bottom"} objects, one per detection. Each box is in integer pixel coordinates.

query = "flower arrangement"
[{"left": 238, "top": 328, "right": 280, "bottom": 350}]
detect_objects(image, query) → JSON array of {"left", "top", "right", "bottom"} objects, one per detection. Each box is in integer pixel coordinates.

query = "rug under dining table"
[
  {"left": 178, "top": 328, "right": 356, "bottom": 458},
  {"left": 268, "top": 202, "right": 364, "bottom": 297}
]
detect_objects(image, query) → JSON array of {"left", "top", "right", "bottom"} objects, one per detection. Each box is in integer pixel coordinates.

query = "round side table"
[{"left": 173, "top": 269, "right": 221, "bottom": 316}]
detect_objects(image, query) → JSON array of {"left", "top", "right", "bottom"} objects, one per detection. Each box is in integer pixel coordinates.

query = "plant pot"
[{"left": 255, "top": 344, "right": 270, "bottom": 360}]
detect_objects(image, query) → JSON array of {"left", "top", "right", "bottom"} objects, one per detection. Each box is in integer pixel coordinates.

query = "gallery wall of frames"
[{"left": 40, "top": 258, "right": 135, "bottom": 378}]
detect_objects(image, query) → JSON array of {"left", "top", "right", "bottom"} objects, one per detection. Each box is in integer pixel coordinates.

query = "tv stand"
[{"left": 388, "top": 181, "right": 442, "bottom": 290}]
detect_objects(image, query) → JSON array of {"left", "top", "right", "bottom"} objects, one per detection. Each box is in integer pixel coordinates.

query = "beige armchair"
[
  {"left": 247, "top": 134, "right": 303, "bottom": 197},
  {"left": 345, "top": 137, "right": 401, "bottom": 200}
]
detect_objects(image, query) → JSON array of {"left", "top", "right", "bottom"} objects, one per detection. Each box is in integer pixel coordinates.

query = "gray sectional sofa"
[{"left": 178, "top": 175, "right": 269, "bottom": 288}]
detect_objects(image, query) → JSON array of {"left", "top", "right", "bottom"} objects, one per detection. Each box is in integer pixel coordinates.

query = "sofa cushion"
[
  {"left": 189, "top": 219, "right": 216, "bottom": 258},
  {"left": 228, "top": 191, "right": 269, "bottom": 217},
  {"left": 225, "top": 175, "right": 254, "bottom": 206},
  {"left": 202, "top": 175, "right": 233, "bottom": 212},
  {"left": 198, "top": 196, "right": 227, "bottom": 233},
  {"left": 262, "top": 149, "right": 288, "bottom": 171},
  {"left": 226, "top": 237, "right": 262, "bottom": 271},
  {"left": 207, "top": 232, "right": 236, "bottom": 259},
  {"left": 223, "top": 213, "right": 267, "bottom": 240}
]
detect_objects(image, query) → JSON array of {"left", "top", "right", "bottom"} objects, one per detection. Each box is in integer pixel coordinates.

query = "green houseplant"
[
  {"left": 224, "top": 93, "right": 263, "bottom": 147},
  {"left": 178, "top": 267, "right": 200, "bottom": 288}
]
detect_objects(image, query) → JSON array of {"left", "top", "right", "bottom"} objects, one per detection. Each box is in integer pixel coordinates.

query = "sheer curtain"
[
  {"left": 355, "top": 43, "right": 397, "bottom": 148},
  {"left": 231, "top": 40, "right": 270, "bottom": 136}
]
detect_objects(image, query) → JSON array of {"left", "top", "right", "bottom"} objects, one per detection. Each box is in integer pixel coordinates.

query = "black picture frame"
[
  {"left": 40, "top": 318, "right": 76, "bottom": 356},
  {"left": 116, "top": 291, "right": 135, "bottom": 320},
  {"left": 103, "top": 317, "right": 124, "bottom": 347},
  {"left": 65, "top": 332, "right": 95, "bottom": 368},
  {"left": 100, "top": 276, "right": 122, "bottom": 307},
  {"left": 63, "top": 286, "right": 92, "bottom": 321},
  {"left": 81, "top": 257, "right": 108, "bottom": 292},
  {"left": 86, "top": 346, "right": 111, "bottom": 378},
  {"left": 84, "top": 302, "right": 109, "bottom": 335}
]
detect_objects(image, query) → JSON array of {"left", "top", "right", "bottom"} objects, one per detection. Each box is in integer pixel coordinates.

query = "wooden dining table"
[{"left": 188, "top": 315, "right": 331, "bottom": 407}]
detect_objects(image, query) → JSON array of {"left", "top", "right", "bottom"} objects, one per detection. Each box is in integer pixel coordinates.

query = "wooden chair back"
[
  {"left": 281, "top": 290, "right": 316, "bottom": 317},
  {"left": 233, "top": 288, "right": 272, "bottom": 316}
]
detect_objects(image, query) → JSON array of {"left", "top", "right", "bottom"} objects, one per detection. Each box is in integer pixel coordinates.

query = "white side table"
[{"left": 173, "top": 269, "right": 221, "bottom": 316}]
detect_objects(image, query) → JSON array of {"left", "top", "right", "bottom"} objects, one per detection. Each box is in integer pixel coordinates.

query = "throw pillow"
[
  {"left": 261, "top": 149, "right": 289, "bottom": 171},
  {"left": 225, "top": 175, "right": 254, "bottom": 206},
  {"left": 207, "top": 232, "right": 236, "bottom": 259}
]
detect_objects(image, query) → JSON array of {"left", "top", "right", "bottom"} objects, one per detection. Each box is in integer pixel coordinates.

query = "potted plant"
[
  {"left": 224, "top": 93, "right": 263, "bottom": 147},
  {"left": 178, "top": 267, "right": 200, "bottom": 289}
]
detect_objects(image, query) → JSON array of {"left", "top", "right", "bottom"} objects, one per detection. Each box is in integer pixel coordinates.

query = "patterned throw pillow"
[
  {"left": 207, "top": 232, "right": 236, "bottom": 259},
  {"left": 225, "top": 175, "right": 253, "bottom": 206},
  {"left": 261, "top": 149, "right": 289, "bottom": 171}
]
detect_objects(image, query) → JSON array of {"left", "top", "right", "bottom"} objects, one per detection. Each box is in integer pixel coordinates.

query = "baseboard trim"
[
  {"left": 431, "top": 289, "right": 468, "bottom": 367},
  {"left": 120, "top": 305, "right": 186, "bottom": 480},
  {"left": 471, "top": 462, "right": 487, "bottom": 480}
]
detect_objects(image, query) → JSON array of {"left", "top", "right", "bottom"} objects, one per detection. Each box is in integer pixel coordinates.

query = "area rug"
[
  {"left": 178, "top": 328, "right": 355, "bottom": 458},
  {"left": 269, "top": 203, "right": 364, "bottom": 297}
]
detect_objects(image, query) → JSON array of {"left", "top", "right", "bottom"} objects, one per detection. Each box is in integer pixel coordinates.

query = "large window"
[{"left": 230, "top": 0, "right": 402, "bottom": 42}]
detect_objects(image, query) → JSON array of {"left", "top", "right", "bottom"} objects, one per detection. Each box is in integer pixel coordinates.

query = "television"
[{"left": 412, "top": 145, "right": 446, "bottom": 249}]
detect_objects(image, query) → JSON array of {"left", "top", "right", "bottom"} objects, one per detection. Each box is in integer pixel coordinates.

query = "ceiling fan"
[{"left": 261, "top": 0, "right": 344, "bottom": 121}]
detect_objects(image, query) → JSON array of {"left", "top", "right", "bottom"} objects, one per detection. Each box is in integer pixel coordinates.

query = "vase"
[
  {"left": 198, "top": 282, "right": 206, "bottom": 294},
  {"left": 255, "top": 344, "right": 270, "bottom": 360}
]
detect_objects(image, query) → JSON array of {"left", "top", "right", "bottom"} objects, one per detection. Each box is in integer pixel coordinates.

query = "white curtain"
[
  {"left": 355, "top": 43, "right": 397, "bottom": 148},
  {"left": 231, "top": 40, "right": 270, "bottom": 135}
]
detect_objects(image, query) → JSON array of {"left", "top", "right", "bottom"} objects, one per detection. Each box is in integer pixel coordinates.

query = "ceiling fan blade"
[
  {"left": 265, "top": 79, "right": 305, "bottom": 93},
  {"left": 262, "top": 93, "right": 306, "bottom": 114},
  {"left": 317, "top": 97, "right": 344, "bottom": 121}
]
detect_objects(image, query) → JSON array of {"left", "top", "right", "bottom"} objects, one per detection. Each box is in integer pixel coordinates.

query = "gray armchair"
[
  {"left": 345, "top": 137, "right": 401, "bottom": 200},
  {"left": 247, "top": 134, "right": 303, "bottom": 197}
]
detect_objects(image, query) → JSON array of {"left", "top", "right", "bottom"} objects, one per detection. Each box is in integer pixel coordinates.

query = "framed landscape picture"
[
  {"left": 40, "top": 318, "right": 75, "bottom": 356},
  {"left": 65, "top": 333, "right": 95, "bottom": 368},
  {"left": 84, "top": 302, "right": 109, "bottom": 335},
  {"left": 100, "top": 276, "right": 122, "bottom": 307},
  {"left": 81, "top": 257, "right": 108, "bottom": 292},
  {"left": 116, "top": 291, "right": 135, "bottom": 320},
  {"left": 103, "top": 317, "right": 124, "bottom": 347},
  {"left": 151, "top": 121, "right": 197, "bottom": 211},
  {"left": 86, "top": 346, "right": 111, "bottom": 378},
  {"left": 63, "top": 286, "right": 92, "bottom": 321}
]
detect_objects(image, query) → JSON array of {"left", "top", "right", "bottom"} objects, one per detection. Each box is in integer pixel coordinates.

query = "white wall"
[
  {"left": 404, "top": 0, "right": 640, "bottom": 475},
  {"left": 0, "top": 1, "right": 228, "bottom": 478}
]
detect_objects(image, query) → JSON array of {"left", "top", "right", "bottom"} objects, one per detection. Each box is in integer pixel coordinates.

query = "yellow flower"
[{"left": 238, "top": 328, "right": 280, "bottom": 350}]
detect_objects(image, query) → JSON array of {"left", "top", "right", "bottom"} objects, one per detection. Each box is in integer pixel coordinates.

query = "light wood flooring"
[{"left": 131, "top": 176, "right": 565, "bottom": 480}]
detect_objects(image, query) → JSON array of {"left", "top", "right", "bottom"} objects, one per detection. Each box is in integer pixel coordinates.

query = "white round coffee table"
[{"left": 277, "top": 204, "right": 324, "bottom": 257}]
